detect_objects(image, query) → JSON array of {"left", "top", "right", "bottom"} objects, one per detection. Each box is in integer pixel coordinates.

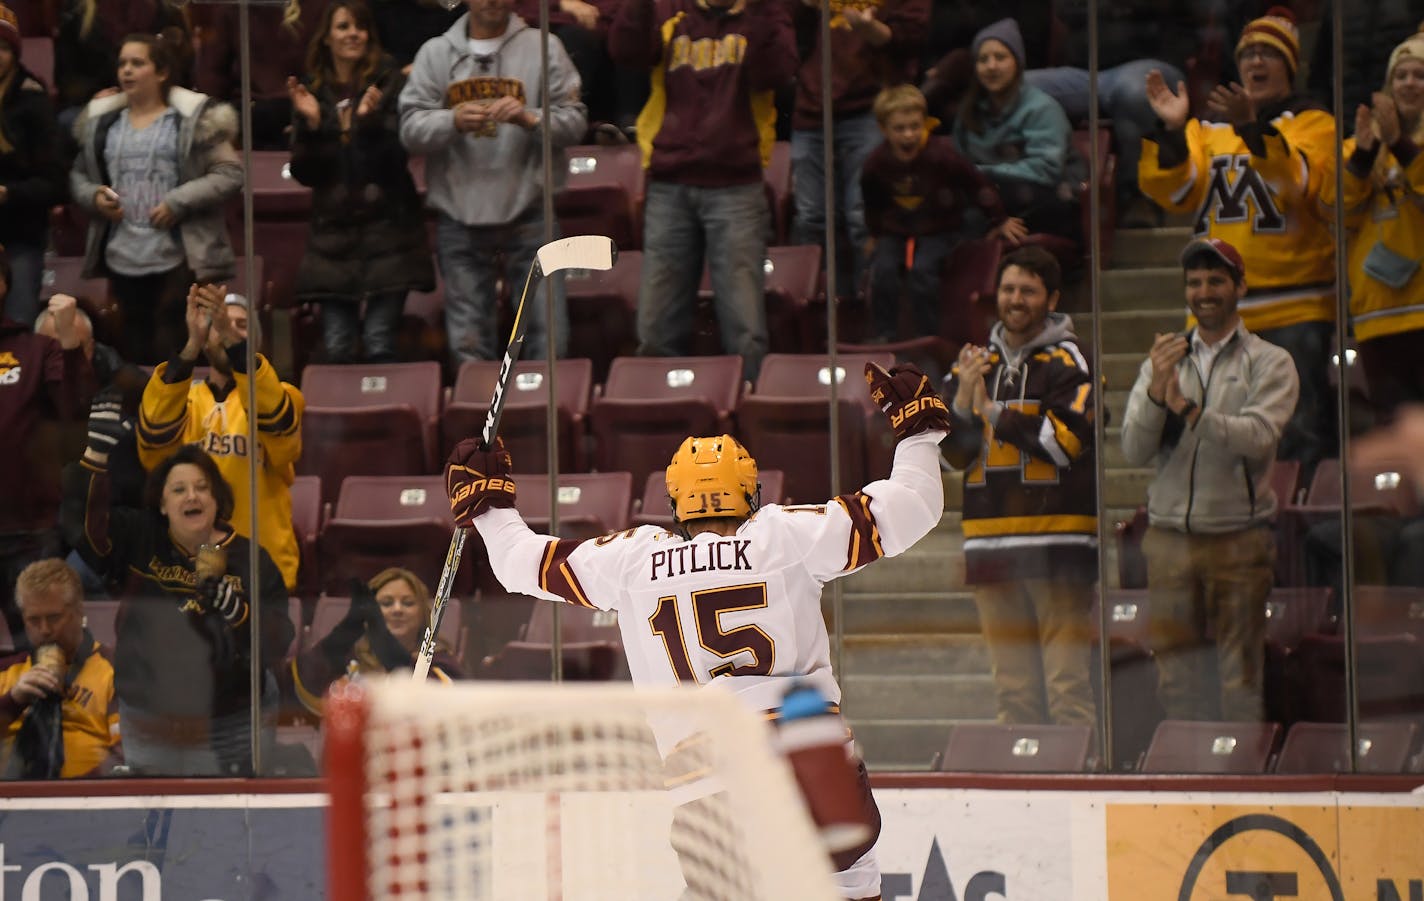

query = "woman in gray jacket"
[{"left": 70, "top": 30, "right": 243, "bottom": 365}]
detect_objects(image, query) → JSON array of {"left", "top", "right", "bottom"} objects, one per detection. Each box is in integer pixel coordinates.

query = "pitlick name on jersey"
[{"left": 650, "top": 539, "right": 752, "bottom": 581}]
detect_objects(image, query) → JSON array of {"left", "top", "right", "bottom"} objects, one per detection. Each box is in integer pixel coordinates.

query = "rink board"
[{"left": 0, "top": 786, "right": 1422, "bottom": 899}]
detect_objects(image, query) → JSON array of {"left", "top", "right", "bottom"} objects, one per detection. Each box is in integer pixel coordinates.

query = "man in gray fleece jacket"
[
  {"left": 1121, "top": 237, "right": 1299, "bottom": 723},
  {"left": 399, "top": 0, "right": 587, "bottom": 368}
]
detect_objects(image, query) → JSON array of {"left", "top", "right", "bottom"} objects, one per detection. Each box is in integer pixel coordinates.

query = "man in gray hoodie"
[
  {"left": 399, "top": 0, "right": 587, "bottom": 369},
  {"left": 1121, "top": 238, "right": 1299, "bottom": 723}
]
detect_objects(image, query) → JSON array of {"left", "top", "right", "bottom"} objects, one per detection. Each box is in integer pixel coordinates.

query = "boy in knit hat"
[
  {"left": 859, "top": 84, "right": 1008, "bottom": 344},
  {"left": 1139, "top": 6, "right": 1336, "bottom": 474}
]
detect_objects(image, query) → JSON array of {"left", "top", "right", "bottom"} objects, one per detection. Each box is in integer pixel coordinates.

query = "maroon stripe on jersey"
[
  {"left": 538, "top": 538, "right": 596, "bottom": 608},
  {"left": 834, "top": 492, "right": 885, "bottom": 571}
]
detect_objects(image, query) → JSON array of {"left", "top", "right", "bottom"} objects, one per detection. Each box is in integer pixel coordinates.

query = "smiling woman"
[
  {"left": 60, "top": 407, "right": 295, "bottom": 777},
  {"left": 285, "top": 566, "right": 463, "bottom": 718}
]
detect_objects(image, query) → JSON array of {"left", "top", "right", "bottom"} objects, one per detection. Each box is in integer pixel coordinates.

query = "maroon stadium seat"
[
  {"left": 290, "top": 474, "right": 324, "bottom": 602},
  {"left": 1355, "top": 585, "right": 1424, "bottom": 641},
  {"left": 1285, "top": 632, "right": 1424, "bottom": 723},
  {"left": 1273, "top": 721, "right": 1418, "bottom": 774},
  {"left": 764, "top": 141, "right": 793, "bottom": 245},
  {"left": 1091, "top": 588, "right": 1163, "bottom": 767},
  {"left": 1264, "top": 586, "right": 1334, "bottom": 724},
  {"left": 21, "top": 37, "right": 53, "bottom": 93},
  {"left": 307, "top": 592, "right": 462, "bottom": 659},
  {"left": 511, "top": 471, "right": 634, "bottom": 541},
  {"left": 316, "top": 474, "right": 472, "bottom": 596},
  {"left": 1277, "top": 459, "right": 1417, "bottom": 585},
  {"left": 933, "top": 723, "right": 1093, "bottom": 773},
  {"left": 441, "top": 358, "right": 594, "bottom": 472},
  {"left": 42, "top": 255, "right": 113, "bottom": 334},
  {"left": 83, "top": 600, "right": 118, "bottom": 651},
  {"left": 632, "top": 468, "right": 784, "bottom": 530},
  {"left": 564, "top": 250, "right": 642, "bottom": 384},
  {"left": 554, "top": 144, "right": 644, "bottom": 252},
  {"left": 736, "top": 352, "right": 892, "bottom": 504},
  {"left": 1140, "top": 720, "right": 1281, "bottom": 774},
  {"left": 695, "top": 246, "right": 822, "bottom": 356},
  {"left": 486, "top": 602, "right": 627, "bottom": 681},
  {"left": 589, "top": 355, "right": 744, "bottom": 494},
  {"left": 298, "top": 362, "right": 443, "bottom": 502}
]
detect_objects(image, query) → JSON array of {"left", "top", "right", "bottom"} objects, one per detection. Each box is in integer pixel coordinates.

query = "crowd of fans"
[{"left": 0, "top": 0, "right": 1420, "bottom": 778}]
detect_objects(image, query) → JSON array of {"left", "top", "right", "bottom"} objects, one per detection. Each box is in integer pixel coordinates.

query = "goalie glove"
[
  {"left": 445, "top": 436, "right": 517, "bottom": 528},
  {"left": 864, "top": 362, "right": 951, "bottom": 440},
  {"left": 196, "top": 575, "right": 248, "bottom": 627}
]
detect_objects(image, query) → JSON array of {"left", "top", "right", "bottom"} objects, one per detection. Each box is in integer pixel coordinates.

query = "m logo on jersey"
[
  {"left": 1195, "top": 154, "right": 1286, "bottom": 234},
  {"left": 0, "top": 351, "right": 20, "bottom": 386}
]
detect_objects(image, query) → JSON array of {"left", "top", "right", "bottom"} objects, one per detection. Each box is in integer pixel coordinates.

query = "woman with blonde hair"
[
  {"left": 1325, "top": 24, "right": 1424, "bottom": 423},
  {"left": 195, "top": 0, "right": 327, "bottom": 149},
  {"left": 289, "top": 567, "right": 462, "bottom": 716}
]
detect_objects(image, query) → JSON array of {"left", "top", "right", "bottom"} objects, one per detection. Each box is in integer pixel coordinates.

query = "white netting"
[{"left": 335, "top": 679, "right": 841, "bottom": 901}]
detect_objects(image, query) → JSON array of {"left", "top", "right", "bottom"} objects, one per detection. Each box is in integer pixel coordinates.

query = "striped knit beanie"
[{"left": 1235, "top": 6, "right": 1301, "bottom": 78}]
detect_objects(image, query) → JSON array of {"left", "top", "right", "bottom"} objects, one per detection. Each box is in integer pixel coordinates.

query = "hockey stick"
[{"left": 413, "top": 235, "right": 617, "bottom": 681}]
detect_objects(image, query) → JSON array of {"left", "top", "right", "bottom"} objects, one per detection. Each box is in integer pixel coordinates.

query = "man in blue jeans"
[
  {"left": 399, "top": 0, "right": 587, "bottom": 369},
  {"left": 608, "top": 0, "right": 797, "bottom": 382}
]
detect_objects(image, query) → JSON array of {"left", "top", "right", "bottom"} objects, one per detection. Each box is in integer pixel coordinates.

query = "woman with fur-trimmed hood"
[{"left": 70, "top": 30, "right": 243, "bottom": 365}]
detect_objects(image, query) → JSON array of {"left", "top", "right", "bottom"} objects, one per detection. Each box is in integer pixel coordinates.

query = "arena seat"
[
  {"left": 298, "top": 361, "right": 443, "bottom": 502},
  {"left": 553, "top": 144, "right": 644, "bottom": 252},
  {"left": 693, "top": 245, "right": 822, "bottom": 356},
  {"left": 1285, "top": 633, "right": 1424, "bottom": 723},
  {"left": 21, "top": 37, "right": 53, "bottom": 94},
  {"left": 42, "top": 255, "right": 113, "bottom": 333},
  {"left": 632, "top": 468, "right": 784, "bottom": 530},
  {"left": 735, "top": 352, "right": 892, "bottom": 504},
  {"left": 511, "top": 471, "right": 634, "bottom": 542},
  {"left": 485, "top": 602, "right": 628, "bottom": 681},
  {"left": 588, "top": 355, "right": 744, "bottom": 494},
  {"left": 231, "top": 151, "right": 311, "bottom": 311},
  {"left": 764, "top": 141, "right": 793, "bottom": 245},
  {"left": 441, "top": 358, "right": 594, "bottom": 472},
  {"left": 1273, "top": 721, "right": 1418, "bottom": 774},
  {"left": 290, "top": 474, "right": 324, "bottom": 603},
  {"left": 1355, "top": 584, "right": 1424, "bottom": 641},
  {"left": 307, "top": 592, "right": 462, "bottom": 660},
  {"left": 83, "top": 600, "right": 118, "bottom": 652},
  {"left": 1140, "top": 720, "right": 1280, "bottom": 774},
  {"left": 316, "top": 474, "right": 471, "bottom": 596},
  {"left": 399, "top": 273, "right": 447, "bottom": 364},
  {"left": 1092, "top": 589, "right": 1163, "bottom": 768},
  {"left": 1277, "top": 458, "right": 1417, "bottom": 585},
  {"left": 564, "top": 250, "right": 642, "bottom": 384},
  {"left": 1264, "top": 586, "right": 1334, "bottom": 724},
  {"left": 932, "top": 723, "right": 1093, "bottom": 773}
]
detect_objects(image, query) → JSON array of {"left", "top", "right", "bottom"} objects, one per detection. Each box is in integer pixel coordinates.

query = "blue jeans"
[
  {"left": 1025, "top": 60, "right": 1184, "bottom": 195},
  {"left": 790, "top": 112, "right": 883, "bottom": 288},
  {"left": 321, "top": 290, "right": 406, "bottom": 363},
  {"left": 435, "top": 209, "right": 568, "bottom": 367},
  {"left": 3, "top": 242, "right": 45, "bottom": 328},
  {"left": 637, "top": 180, "right": 769, "bottom": 381},
  {"left": 119, "top": 675, "right": 278, "bottom": 777},
  {"left": 869, "top": 233, "right": 956, "bottom": 341},
  {"left": 1258, "top": 320, "right": 1336, "bottom": 474}
]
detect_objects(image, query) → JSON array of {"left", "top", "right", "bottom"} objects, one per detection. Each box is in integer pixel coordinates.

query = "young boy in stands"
[{"left": 860, "top": 85, "right": 1010, "bottom": 344}]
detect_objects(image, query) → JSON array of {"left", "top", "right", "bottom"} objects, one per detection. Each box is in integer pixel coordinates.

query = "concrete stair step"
[
  {"left": 1102, "top": 352, "right": 1145, "bottom": 393},
  {"left": 849, "top": 718, "right": 989, "bottom": 772},
  {"left": 831, "top": 590, "right": 981, "bottom": 635},
  {"left": 1112, "top": 226, "right": 1194, "bottom": 268},
  {"left": 1099, "top": 268, "right": 1186, "bottom": 312},
  {"left": 841, "top": 633, "right": 989, "bottom": 676},
  {"left": 1074, "top": 309, "right": 1185, "bottom": 356},
  {"left": 841, "top": 673, "right": 998, "bottom": 720}
]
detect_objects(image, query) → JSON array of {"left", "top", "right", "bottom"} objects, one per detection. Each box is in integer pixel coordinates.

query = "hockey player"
[{"left": 444, "top": 362, "right": 951, "bottom": 901}]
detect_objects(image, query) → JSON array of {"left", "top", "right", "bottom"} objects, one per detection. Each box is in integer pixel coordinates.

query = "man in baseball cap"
[{"left": 1118, "top": 236, "right": 1299, "bottom": 723}]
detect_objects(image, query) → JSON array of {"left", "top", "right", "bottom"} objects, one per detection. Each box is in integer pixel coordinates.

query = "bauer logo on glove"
[
  {"left": 864, "top": 362, "right": 951, "bottom": 440},
  {"left": 445, "top": 436, "right": 518, "bottom": 527}
]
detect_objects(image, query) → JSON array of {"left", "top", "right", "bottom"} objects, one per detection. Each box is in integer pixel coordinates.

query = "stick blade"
[{"left": 536, "top": 235, "right": 617, "bottom": 276}]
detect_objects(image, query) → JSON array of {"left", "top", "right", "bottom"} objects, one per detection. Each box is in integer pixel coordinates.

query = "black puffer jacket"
[
  {"left": 289, "top": 56, "right": 434, "bottom": 303},
  {"left": 0, "top": 64, "right": 65, "bottom": 251}
]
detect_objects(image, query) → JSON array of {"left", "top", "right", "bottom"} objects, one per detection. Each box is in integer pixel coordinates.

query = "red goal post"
[{"left": 323, "top": 678, "right": 841, "bottom": 900}]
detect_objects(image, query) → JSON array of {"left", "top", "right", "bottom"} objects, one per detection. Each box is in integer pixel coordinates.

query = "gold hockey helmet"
[{"left": 665, "top": 435, "right": 760, "bottom": 523}]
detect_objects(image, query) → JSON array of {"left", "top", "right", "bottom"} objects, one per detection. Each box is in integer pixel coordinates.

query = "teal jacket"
[{"left": 951, "top": 83, "right": 1071, "bottom": 188}]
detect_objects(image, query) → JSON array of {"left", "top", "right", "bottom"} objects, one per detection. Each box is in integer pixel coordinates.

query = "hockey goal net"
[{"left": 324, "top": 678, "right": 841, "bottom": 900}]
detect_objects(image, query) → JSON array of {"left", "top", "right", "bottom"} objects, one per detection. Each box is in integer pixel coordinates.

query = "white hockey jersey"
[{"left": 473, "top": 430, "right": 946, "bottom": 747}]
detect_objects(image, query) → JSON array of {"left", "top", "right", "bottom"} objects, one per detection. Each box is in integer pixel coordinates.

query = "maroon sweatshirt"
[
  {"left": 0, "top": 320, "right": 95, "bottom": 533},
  {"left": 860, "top": 135, "right": 1005, "bottom": 238},
  {"left": 195, "top": 0, "right": 331, "bottom": 103},
  {"left": 609, "top": 0, "right": 797, "bottom": 186},
  {"left": 791, "top": 0, "right": 929, "bottom": 128}
]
